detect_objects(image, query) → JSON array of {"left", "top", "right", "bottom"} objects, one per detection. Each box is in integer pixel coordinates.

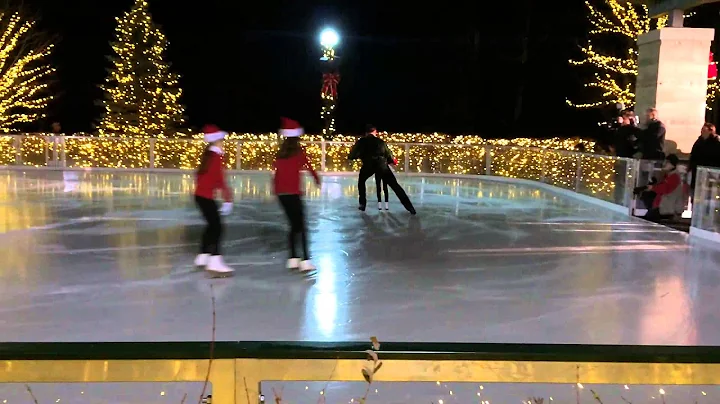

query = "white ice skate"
[
  {"left": 384, "top": 202, "right": 389, "bottom": 211},
  {"left": 286, "top": 258, "right": 301, "bottom": 270},
  {"left": 194, "top": 253, "right": 210, "bottom": 267},
  {"left": 299, "top": 260, "right": 317, "bottom": 277},
  {"left": 206, "top": 255, "right": 234, "bottom": 277},
  {"left": 378, "top": 202, "right": 382, "bottom": 211}
]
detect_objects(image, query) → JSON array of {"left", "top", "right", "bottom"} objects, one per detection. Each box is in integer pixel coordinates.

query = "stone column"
[{"left": 636, "top": 27, "right": 714, "bottom": 154}]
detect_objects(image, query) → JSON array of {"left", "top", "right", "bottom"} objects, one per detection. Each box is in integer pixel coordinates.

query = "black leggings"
[
  {"left": 375, "top": 174, "right": 388, "bottom": 202},
  {"left": 278, "top": 194, "right": 309, "bottom": 260},
  {"left": 358, "top": 165, "right": 414, "bottom": 212},
  {"left": 195, "top": 195, "right": 223, "bottom": 255}
]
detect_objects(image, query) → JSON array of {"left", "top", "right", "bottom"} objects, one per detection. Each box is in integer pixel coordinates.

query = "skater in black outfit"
[{"left": 348, "top": 125, "right": 416, "bottom": 214}]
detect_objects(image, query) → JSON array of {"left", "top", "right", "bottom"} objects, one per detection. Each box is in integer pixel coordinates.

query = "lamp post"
[{"left": 319, "top": 28, "right": 340, "bottom": 137}]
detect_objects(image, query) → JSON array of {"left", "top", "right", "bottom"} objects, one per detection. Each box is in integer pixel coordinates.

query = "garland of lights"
[
  {"left": 568, "top": 0, "right": 718, "bottom": 110},
  {"left": 0, "top": 133, "right": 624, "bottom": 202},
  {"left": 97, "top": 0, "right": 185, "bottom": 139},
  {"left": 0, "top": 12, "right": 54, "bottom": 132}
]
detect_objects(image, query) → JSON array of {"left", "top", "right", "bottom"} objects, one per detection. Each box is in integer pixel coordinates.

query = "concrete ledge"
[{"left": 637, "top": 27, "right": 715, "bottom": 45}]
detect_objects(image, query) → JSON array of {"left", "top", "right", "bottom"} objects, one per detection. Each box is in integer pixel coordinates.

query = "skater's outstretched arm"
[
  {"left": 301, "top": 148, "right": 321, "bottom": 185},
  {"left": 383, "top": 142, "right": 395, "bottom": 165}
]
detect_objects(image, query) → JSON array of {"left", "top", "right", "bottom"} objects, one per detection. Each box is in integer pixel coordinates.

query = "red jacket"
[
  {"left": 194, "top": 148, "right": 233, "bottom": 202},
  {"left": 651, "top": 171, "right": 681, "bottom": 209},
  {"left": 273, "top": 149, "right": 320, "bottom": 195}
]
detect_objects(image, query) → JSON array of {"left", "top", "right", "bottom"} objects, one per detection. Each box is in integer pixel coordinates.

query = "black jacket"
[
  {"left": 614, "top": 125, "right": 640, "bottom": 158},
  {"left": 638, "top": 119, "right": 666, "bottom": 160},
  {"left": 689, "top": 134, "right": 720, "bottom": 178},
  {"left": 348, "top": 136, "right": 394, "bottom": 168}
]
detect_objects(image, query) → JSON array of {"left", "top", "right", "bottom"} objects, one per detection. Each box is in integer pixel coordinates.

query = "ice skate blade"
[
  {"left": 205, "top": 270, "right": 234, "bottom": 278},
  {"left": 299, "top": 270, "right": 318, "bottom": 279}
]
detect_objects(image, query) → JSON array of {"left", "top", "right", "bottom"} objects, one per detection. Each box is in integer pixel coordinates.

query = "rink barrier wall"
[
  {"left": 0, "top": 167, "right": 633, "bottom": 215},
  {"left": 690, "top": 166, "right": 720, "bottom": 242},
  {"left": 3, "top": 342, "right": 720, "bottom": 404},
  {"left": 0, "top": 134, "right": 637, "bottom": 207},
  {"left": 2, "top": 340, "right": 720, "bottom": 362},
  {"left": 2, "top": 134, "right": 717, "bottom": 240}
]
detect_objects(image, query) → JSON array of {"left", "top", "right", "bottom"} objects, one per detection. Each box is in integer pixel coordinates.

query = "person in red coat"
[
  {"left": 273, "top": 118, "right": 321, "bottom": 273},
  {"left": 194, "top": 124, "right": 234, "bottom": 276}
]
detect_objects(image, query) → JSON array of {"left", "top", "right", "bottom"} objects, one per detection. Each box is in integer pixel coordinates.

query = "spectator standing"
[
  {"left": 636, "top": 108, "right": 666, "bottom": 161},
  {"left": 688, "top": 122, "right": 720, "bottom": 198}
]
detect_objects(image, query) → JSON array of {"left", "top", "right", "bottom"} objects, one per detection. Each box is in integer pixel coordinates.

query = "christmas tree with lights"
[
  {"left": 0, "top": 12, "right": 54, "bottom": 132},
  {"left": 97, "top": 0, "right": 184, "bottom": 137},
  {"left": 568, "top": 0, "right": 718, "bottom": 111}
]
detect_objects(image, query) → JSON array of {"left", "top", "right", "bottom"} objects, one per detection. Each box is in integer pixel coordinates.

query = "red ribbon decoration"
[
  {"left": 322, "top": 73, "right": 340, "bottom": 99},
  {"left": 709, "top": 51, "right": 717, "bottom": 81}
]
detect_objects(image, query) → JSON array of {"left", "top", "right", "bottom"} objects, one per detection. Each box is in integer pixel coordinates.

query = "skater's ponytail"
[
  {"left": 197, "top": 145, "right": 213, "bottom": 174},
  {"left": 277, "top": 137, "right": 301, "bottom": 159}
]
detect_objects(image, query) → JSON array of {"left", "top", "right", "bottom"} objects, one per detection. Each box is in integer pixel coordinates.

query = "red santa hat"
[
  {"left": 203, "top": 124, "right": 227, "bottom": 143},
  {"left": 279, "top": 117, "right": 303, "bottom": 138}
]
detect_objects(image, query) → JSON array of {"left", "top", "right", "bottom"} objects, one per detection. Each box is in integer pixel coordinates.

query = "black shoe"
[
  {"left": 358, "top": 205, "right": 366, "bottom": 211},
  {"left": 409, "top": 208, "right": 416, "bottom": 215}
]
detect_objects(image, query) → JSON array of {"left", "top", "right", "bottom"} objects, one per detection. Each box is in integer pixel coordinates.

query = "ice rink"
[{"left": 1, "top": 169, "right": 719, "bottom": 345}]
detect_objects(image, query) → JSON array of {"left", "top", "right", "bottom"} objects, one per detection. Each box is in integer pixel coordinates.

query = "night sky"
[{"left": 20, "top": 0, "right": 720, "bottom": 137}]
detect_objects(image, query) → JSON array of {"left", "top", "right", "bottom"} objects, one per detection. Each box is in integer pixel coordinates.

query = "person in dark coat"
[
  {"left": 636, "top": 108, "right": 666, "bottom": 161},
  {"left": 348, "top": 125, "right": 416, "bottom": 214},
  {"left": 611, "top": 110, "right": 641, "bottom": 203},
  {"left": 689, "top": 122, "right": 720, "bottom": 197},
  {"left": 613, "top": 110, "right": 641, "bottom": 158}
]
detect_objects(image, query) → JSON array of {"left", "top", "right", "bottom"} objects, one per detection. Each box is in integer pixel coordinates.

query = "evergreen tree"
[
  {"left": 97, "top": 0, "right": 184, "bottom": 137},
  {"left": 568, "top": 0, "right": 718, "bottom": 111},
  {"left": 0, "top": 12, "right": 54, "bottom": 132}
]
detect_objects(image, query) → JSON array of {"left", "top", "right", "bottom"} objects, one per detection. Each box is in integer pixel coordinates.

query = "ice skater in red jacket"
[
  {"left": 273, "top": 118, "right": 321, "bottom": 274},
  {"left": 193, "top": 124, "right": 234, "bottom": 276}
]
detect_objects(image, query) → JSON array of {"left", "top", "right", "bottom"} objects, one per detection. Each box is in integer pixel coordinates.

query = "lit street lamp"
[
  {"left": 319, "top": 27, "right": 340, "bottom": 137},
  {"left": 320, "top": 28, "right": 339, "bottom": 56}
]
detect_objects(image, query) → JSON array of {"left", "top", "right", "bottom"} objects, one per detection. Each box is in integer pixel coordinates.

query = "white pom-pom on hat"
[
  {"left": 279, "top": 117, "right": 303, "bottom": 137},
  {"left": 203, "top": 124, "right": 228, "bottom": 143}
]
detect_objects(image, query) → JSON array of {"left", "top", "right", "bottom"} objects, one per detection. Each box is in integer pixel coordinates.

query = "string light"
[
  {"left": 568, "top": 1, "right": 717, "bottom": 110},
  {"left": 0, "top": 12, "right": 54, "bottom": 132},
  {"left": 96, "top": 0, "right": 185, "bottom": 139}
]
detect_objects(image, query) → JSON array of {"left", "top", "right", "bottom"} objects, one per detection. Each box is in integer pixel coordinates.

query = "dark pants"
[
  {"left": 195, "top": 195, "right": 222, "bottom": 256},
  {"left": 278, "top": 194, "right": 309, "bottom": 260},
  {"left": 644, "top": 207, "right": 673, "bottom": 222},
  {"left": 358, "top": 165, "right": 415, "bottom": 213},
  {"left": 375, "top": 174, "right": 388, "bottom": 202},
  {"left": 640, "top": 190, "right": 657, "bottom": 211}
]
